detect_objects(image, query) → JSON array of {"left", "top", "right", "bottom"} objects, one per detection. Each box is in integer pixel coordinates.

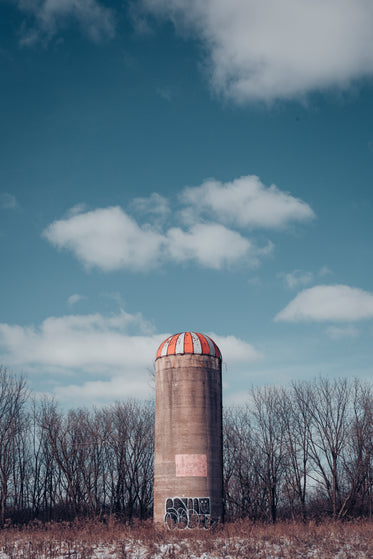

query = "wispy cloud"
[
  {"left": 0, "top": 192, "right": 18, "bottom": 209},
  {"left": 130, "top": 192, "right": 170, "bottom": 221},
  {"left": 326, "top": 325, "right": 359, "bottom": 340},
  {"left": 140, "top": 0, "right": 373, "bottom": 103},
  {"left": 319, "top": 266, "right": 333, "bottom": 277},
  {"left": 279, "top": 266, "right": 333, "bottom": 289},
  {"left": 67, "top": 294, "right": 85, "bottom": 306},
  {"left": 275, "top": 284, "right": 373, "bottom": 323},
  {"left": 66, "top": 203, "right": 89, "bottom": 217},
  {"left": 17, "top": 0, "right": 115, "bottom": 46},
  {"left": 155, "top": 86, "right": 173, "bottom": 101},
  {"left": 279, "top": 270, "right": 314, "bottom": 289}
]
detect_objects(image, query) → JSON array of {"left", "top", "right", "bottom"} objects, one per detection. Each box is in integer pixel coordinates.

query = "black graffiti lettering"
[{"left": 164, "top": 496, "right": 212, "bottom": 529}]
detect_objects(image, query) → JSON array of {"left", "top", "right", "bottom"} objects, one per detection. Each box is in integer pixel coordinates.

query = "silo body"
[{"left": 154, "top": 332, "right": 223, "bottom": 527}]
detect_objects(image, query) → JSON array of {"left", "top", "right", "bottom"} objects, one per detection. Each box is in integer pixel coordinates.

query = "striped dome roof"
[{"left": 156, "top": 332, "right": 221, "bottom": 360}]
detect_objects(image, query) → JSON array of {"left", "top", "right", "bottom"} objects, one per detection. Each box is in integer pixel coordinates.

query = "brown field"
[{"left": 0, "top": 518, "right": 372, "bottom": 558}]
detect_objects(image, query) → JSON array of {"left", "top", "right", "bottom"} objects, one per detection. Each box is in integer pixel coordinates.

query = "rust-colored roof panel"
[
  {"left": 196, "top": 332, "right": 209, "bottom": 354},
  {"left": 167, "top": 334, "right": 178, "bottom": 356},
  {"left": 184, "top": 332, "right": 193, "bottom": 354},
  {"left": 211, "top": 339, "right": 221, "bottom": 358},
  {"left": 156, "top": 335, "right": 172, "bottom": 359}
]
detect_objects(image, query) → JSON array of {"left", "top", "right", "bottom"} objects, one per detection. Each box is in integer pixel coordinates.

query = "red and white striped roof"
[{"left": 156, "top": 332, "right": 221, "bottom": 360}]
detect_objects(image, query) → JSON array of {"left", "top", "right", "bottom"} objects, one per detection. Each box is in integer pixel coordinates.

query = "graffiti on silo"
[{"left": 164, "top": 497, "right": 212, "bottom": 529}]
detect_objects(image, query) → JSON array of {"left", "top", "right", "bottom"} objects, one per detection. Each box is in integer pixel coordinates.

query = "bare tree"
[
  {"left": 250, "top": 386, "right": 286, "bottom": 522},
  {"left": 0, "top": 367, "right": 28, "bottom": 525},
  {"left": 104, "top": 401, "right": 154, "bottom": 520},
  {"left": 0, "top": 364, "right": 372, "bottom": 523},
  {"left": 339, "top": 380, "right": 373, "bottom": 518},
  {"left": 223, "top": 406, "right": 267, "bottom": 520},
  {"left": 292, "top": 378, "right": 351, "bottom": 518},
  {"left": 280, "top": 386, "right": 311, "bottom": 520}
]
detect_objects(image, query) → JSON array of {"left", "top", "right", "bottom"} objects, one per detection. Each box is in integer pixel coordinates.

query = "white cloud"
[
  {"left": 0, "top": 310, "right": 157, "bottom": 369},
  {"left": 275, "top": 285, "right": 373, "bottom": 323},
  {"left": 43, "top": 205, "right": 272, "bottom": 271},
  {"left": 0, "top": 193, "right": 18, "bottom": 209},
  {"left": 55, "top": 332, "right": 263, "bottom": 405},
  {"left": 42, "top": 206, "right": 165, "bottom": 272},
  {"left": 166, "top": 223, "right": 272, "bottom": 269},
  {"left": 180, "top": 176, "right": 315, "bottom": 229},
  {"left": 54, "top": 376, "right": 153, "bottom": 405},
  {"left": 326, "top": 325, "right": 359, "bottom": 340},
  {"left": 17, "top": 0, "right": 115, "bottom": 45},
  {"left": 140, "top": 0, "right": 373, "bottom": 103},
  {"left": 0, "top": 311, "right": 161, "bottom": 404},
  {"left": 210, "top": 333, "right": 263, "bottom": 364},
  {"left": 0, "top": 312, "right": 261, "bottom": 403},
  {"left": 43, "top": 175, "right": 313, "bottom": 272}
]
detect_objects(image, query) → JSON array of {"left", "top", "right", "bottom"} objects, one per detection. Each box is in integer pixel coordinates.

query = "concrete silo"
[{"left": 154, "top": 332, "right": 223, "bottom": 528}]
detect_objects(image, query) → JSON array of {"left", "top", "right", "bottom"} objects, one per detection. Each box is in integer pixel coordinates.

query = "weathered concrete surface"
[{"left": 153, "top": 353, "right": 223, "bottom": 525}]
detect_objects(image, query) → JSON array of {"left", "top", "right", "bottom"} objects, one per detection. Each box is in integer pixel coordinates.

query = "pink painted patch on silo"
[{"left": 175, "top": 454, "right": 207, "bottom": 477}]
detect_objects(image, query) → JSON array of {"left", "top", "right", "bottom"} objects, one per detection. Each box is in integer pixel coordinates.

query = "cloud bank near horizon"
[{"left": 0, "top": 311, "right": 261, "bottom": 403}]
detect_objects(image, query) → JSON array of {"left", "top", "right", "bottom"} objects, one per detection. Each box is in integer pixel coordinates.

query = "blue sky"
[{"left": 1, "top": 0, "right": 373, "bottom": 406}]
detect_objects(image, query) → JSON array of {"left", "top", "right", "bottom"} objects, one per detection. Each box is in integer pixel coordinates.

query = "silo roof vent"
[{"left": 156, "top": 332, "right": 221, "bottom": 360}]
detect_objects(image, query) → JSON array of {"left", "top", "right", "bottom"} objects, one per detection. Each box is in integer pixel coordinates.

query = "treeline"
[
  {"left": 0, "top": 367, "right": 154, "bottom": 525},
  {"left": 224, "top": 377, "right": 372, "bottom": 522},
  {"left": 0, "top": 366, "right": 372, "bottom": 524}
]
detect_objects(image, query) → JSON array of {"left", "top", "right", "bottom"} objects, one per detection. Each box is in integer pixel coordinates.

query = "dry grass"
[{"left": 0, "top": 518, "right": 371, "bottom": 558}]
